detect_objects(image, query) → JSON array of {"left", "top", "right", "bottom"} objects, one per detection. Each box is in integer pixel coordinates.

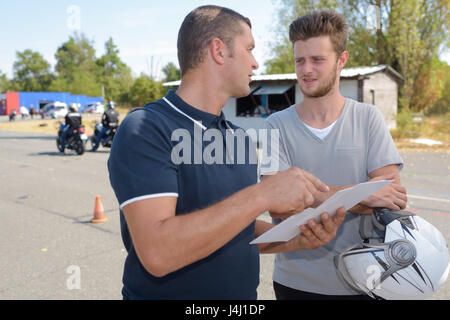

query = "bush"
[
  {"left": 390, "top": 111, "right": 422, "bottom": 139},
  {"left": 426, "top": 100, "right": 449, "bottom": 115}
]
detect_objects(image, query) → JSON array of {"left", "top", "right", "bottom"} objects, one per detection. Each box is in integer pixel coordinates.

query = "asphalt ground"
[{"left": 0, "top": 130, "right": 449, "bottom": 300}]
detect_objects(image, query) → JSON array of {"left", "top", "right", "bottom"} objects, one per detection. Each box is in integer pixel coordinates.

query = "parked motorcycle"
[
  {"left": 56, "top": 122, "right": 88, "bottom": 155},
  {"left": 90, "top": 121, "right": 117, "bottom": 151}
]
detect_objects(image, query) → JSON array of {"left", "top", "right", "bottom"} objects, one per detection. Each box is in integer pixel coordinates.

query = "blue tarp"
[{"left": 18, "top": 92, "right": 104, "bottom": 111}]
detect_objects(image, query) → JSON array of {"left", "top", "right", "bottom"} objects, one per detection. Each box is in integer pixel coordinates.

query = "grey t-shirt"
[{"left": 260, "top": 99, "right": 404, "bottom": 295}]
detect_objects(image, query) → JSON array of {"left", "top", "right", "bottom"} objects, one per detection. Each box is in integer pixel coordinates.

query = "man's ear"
[
  {"left": 338, "top": 50, "right": 349, "bottom": 70},
  {"left": 209, "top": 37, "right": 226, "bottom": 65}
]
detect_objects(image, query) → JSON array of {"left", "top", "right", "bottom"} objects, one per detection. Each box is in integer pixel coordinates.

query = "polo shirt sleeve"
[
  {"left": 259, "top": 115, "right": 291, "bottom": 176},
  {"left": 108, "top": 109, "right": 178, "bottom": 210},
  {"left": 367, "top": 106, "right": 404, "bottom": 174}
]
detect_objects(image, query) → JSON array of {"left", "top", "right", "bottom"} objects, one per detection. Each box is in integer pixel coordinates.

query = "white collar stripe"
[{"left": 163, "top": 97, "right": 207, "bottom": 130}]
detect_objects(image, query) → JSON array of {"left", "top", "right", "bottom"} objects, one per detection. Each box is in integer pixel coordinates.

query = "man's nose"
[{"left": 252, "top": 54, "right": 259, "bottom": 70}]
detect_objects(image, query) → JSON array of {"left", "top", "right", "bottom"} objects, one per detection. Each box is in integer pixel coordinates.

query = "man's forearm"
[{"left": 145, "top": 183, "right": 268, "bottom": 276}]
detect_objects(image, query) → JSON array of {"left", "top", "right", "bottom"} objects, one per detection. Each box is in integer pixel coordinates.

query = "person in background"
[
  {"left": 29, "top": 105, "right": 36, "bottom": 119},
  {"left": 93, "top": 101, "right": 119, "bottom": 151},
  {"left": 20, "top": 106, "right": 29, "bottom": 119},
  {"left": 60, "top": 105, "right": 82, "bottom": 152}
]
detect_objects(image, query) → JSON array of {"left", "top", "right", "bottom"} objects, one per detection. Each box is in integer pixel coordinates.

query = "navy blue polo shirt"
[{"left": 108, "top": 90, "right": 259, "bottom": 299}]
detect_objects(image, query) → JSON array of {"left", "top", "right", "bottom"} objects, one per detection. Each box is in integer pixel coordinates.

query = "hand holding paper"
[
  {"left": 250, "top": 180, "right": 392, "bottom": 244},
  {"left": 296, "top": 207, "right": 346, "bottom": 250}
]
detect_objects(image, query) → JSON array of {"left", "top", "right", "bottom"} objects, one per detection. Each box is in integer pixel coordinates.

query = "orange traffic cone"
[{"left": 91, "top": 195, "right": 108, "bottom": 223}]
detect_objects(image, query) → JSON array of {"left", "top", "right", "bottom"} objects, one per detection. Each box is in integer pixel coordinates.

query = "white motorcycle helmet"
[{"left": 335, "top": 208, "right": 450, "bottom": 300}]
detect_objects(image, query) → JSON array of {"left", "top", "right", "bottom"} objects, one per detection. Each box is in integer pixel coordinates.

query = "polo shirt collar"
[{"left": 164, "top": 90, "right": 230, "bottom": 131}]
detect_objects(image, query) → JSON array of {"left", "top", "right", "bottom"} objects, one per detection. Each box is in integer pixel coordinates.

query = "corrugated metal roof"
[
  {"left": 340, "top": 64, "right": 403, "bottom": 79},
  {"left": 251, "top": 74, "right": 297, "bottom": 81},
  {"left": 163, "top": 80, "right": 182, "bottom": 86},
  {"left": 253, "top": 84, "right": 293, "bottom": 95},
  {"left": 162, "top": 65, "right": 403, "bottom": 86},
  {"left": 340, "top": 65, "right": 386, "bottom": 77}
]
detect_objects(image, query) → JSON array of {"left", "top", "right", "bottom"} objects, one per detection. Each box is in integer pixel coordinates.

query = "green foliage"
[
  {"left": 409, "top": 57, "right": 448, "bottom": 113},
  {"left": 426, "top": 63, "right": 450, "bottom": 115},
  {"left": 126, "top": 74, "right": 165, "bottom": 108},
  {"left": 96, "top": 37, "right": 133, "bottom": 102},
  {"left": 265, "top": 39, "right": 295, "bottom": 74},
  {"left": 0, "top": 70, "right": 11, "bottom": 92},
  {"left": 52, "top": 33, "right": 101, "bottom": 96},
  {"left": 11, "top": 49, "right": 54, "bottom": 91},
  {"left": 4, "top": 34, "right": 178, "bottom": 108},
  {"left": 391, "top": 110, "right": 422, "bottom": 139},
  {"left": 161, "top": 62, "right": 181, "bottom": 82}
]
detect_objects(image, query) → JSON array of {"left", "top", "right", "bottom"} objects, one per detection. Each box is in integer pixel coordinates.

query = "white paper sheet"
[{"left": 250, "top": 180, "right": 393, "bottom": 244}]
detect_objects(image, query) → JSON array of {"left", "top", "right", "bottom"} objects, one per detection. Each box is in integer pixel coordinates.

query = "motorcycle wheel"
[
  {"left": 76, "top": 141, "right": 85, "bottom": 155},
  {"left": 56, "top": 137, "right": 64, "bottom": 153}
]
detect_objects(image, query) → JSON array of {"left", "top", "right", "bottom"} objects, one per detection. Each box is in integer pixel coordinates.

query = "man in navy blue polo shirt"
[{"left": 108, "top": 5, "right": 346, "bottom": 300}]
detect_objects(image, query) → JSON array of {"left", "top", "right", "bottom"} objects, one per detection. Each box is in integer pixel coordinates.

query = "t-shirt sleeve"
[
  {"left": 259, "top": 116, "right": 291, "bottom": 176},
  {"left": 367, "top": 106, "right": 404, "bottom": 174},
  {"left": 108, "top": 109, "right": 178, "bottom": 210}
]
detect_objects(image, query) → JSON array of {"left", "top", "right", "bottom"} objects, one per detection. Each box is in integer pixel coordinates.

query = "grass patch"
[{"left": 391, "top": 112, "right": 450, "bottom": 151}]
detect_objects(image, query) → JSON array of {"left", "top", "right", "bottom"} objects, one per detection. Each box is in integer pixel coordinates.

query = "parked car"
[
  {"left": 82, "top": 102, "right": 104, "bottom": 114},
  {"left": 40, "top": 102, "right": 68, "bottom": 119}
]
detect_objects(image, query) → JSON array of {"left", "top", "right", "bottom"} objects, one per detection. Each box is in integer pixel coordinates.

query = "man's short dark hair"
[
  {"left": 289, "top": 10, "right": 348, "bottom": 58},
  {"left": 177, "top": 5, "right": 251, "bottom": 76}
]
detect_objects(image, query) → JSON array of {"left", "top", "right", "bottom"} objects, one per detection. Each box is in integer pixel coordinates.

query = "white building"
[{"left": 164, "top": 65, "right": 404, "bottom": 135}]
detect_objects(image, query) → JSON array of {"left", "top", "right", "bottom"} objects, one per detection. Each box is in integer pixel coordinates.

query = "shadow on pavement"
[
  {"left": 30, "top": 151, "right": 81, "bottom": 157},
  {"left": 0, "top": 135, "right": 55, "bottom": 140},
  {"left": 88, "top": 150, "right": 110, "bottom": 154}
]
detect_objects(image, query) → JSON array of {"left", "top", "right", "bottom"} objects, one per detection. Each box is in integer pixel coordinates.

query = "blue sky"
[
  {"left": 0, "top": 0, "right": 279, "bottom": 79},
  {"left": 1, "top": 1, "right": 448, "bottom": 80}
]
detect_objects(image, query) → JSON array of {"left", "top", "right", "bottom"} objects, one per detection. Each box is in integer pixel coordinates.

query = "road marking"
[
  {"left": 408, "top": 194, "right": 450, "bottom": 204},
  {"left": 433, "top": 212, "right": 450, "bottom": 219}
]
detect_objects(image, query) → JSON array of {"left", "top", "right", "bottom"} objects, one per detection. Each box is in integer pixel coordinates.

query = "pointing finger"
[{"left": 304, "top": 171, "right": 329, "bottom": 193}]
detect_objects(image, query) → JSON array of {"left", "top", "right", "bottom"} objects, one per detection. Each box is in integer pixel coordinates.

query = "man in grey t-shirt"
[{"left": 260, "top": 11, "right": 407, "bottom": 299}]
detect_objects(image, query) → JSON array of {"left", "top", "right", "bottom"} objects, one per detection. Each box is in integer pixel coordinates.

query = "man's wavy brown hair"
[{"left": 289, "top": 10, "right": 348, "bottom": 58}]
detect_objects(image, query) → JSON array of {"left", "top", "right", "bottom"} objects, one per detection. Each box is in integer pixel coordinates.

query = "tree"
[
  {"left": 409, "top": 56, "right": 447, "bottom": 113},
  {"left": 264, "top": 42, "right": 296, "bottom": 74},
  {"left": 0, "top": 70, "right": 11, "bottom": 92},
  {"left": 11, "top": 49, "right": 53, "bottom": 91},
  {"left": 52, "top": 33, "right": 101, "bottom": 96},
  {"left": 426, "top": 62, "right": 450, "bottom": 115},
  {"left": 127, "top": 74, "right": 165, "bottom": 108},
  {"left": 161, "top": 62, "right": 181, "bottom": 82},
  {"left": 96, "top": 37, "right": 133, "bottom": 102},
  {"left": 386, "top": 0, "right": 448, "bottom": 111}
]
